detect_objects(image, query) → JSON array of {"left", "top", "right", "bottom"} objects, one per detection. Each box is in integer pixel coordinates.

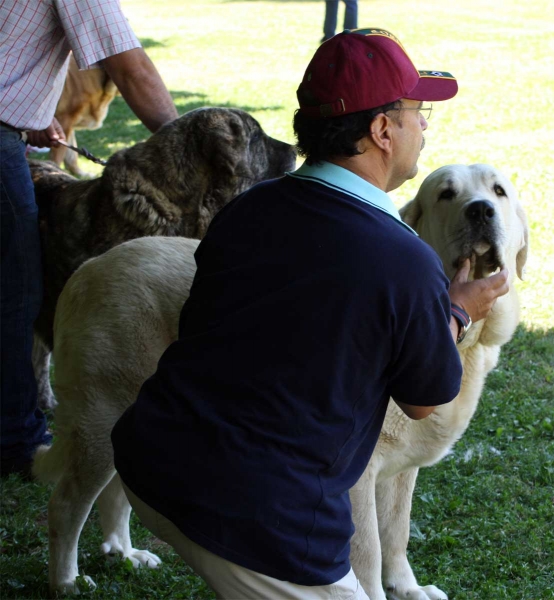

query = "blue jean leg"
[
  {"left": 1, "top": 126, "right": 51, "bottom": 470},
  {"left": 343, "top": 0, "right": 358, "bottom": 31},
  {"left": 323, "top": 0, "right": 358, "bottom": 39},
  {"left": 323, "top": 0, "right": 339, "bottom": 39}
]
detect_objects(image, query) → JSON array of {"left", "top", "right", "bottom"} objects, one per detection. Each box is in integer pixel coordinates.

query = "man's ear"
[{"left": 369, "top": 113, "right": 393, "bottom": 153}]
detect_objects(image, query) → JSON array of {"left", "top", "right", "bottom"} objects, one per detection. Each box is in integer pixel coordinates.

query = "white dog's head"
[{"left": 400, "top": 164, "right": 528, "bottom": 282}]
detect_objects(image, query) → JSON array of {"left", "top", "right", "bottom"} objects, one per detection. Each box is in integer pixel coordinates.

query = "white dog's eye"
[
  {"left": 493, "top": 184, "right": 506, "bottom": 197},
  {"left": 438, "top": 188, "right": 455, "bottom": 201}
]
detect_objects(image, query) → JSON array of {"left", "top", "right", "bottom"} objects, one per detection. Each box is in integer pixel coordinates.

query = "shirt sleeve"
[
  {"left": 55, "top": 0, "right": 141, "bottom": 68},
  {"left": 385, "top": 251, "right": 463, "bottom": 408}
]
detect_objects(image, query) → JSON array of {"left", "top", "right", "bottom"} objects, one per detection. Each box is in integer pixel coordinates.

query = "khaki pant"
[{"left": 123, "top": 483, "right": 369, "bottom": 600}]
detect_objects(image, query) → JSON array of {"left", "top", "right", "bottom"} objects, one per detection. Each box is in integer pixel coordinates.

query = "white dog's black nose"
[{"left": 466, "top": 200, "right": 496, "bottom": 224}]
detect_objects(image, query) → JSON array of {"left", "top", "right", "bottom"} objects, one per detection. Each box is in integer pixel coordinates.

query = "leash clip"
[{"left": 57, "top": 139, "right": 108, "bottom": 166}]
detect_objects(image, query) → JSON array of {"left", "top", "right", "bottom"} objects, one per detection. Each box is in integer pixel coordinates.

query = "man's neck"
[{"left": 327, "top": 153, "right": 393, "bottom": 192}]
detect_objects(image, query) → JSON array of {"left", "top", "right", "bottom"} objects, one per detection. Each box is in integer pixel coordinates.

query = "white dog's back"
[{"left": 35, "top": 236, "right": 198, "bottom": 480}]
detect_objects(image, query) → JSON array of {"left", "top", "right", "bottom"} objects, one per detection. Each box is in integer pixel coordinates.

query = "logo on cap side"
[{"left": 419, "top": 70, "right": 456, "bottom": 79}]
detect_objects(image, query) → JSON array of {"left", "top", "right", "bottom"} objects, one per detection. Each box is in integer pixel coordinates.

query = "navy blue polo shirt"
[{"left": 112, "top": 162, "right": 462, "bottom": 586}]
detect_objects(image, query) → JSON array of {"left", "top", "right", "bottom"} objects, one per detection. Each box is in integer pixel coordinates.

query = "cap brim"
[{"left": 405, "top": 70, "right": 458, "bottom": 101}]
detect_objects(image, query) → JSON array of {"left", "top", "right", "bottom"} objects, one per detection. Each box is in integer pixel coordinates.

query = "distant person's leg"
[
  {"left": 322, "top": 0, "right": 339, "bottom": 41},
  {"left": 343, "top": 0, "right": 358, "bottom": 31}
]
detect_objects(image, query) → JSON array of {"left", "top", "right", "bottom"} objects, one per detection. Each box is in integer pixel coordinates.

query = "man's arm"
[
  {"left": 394, "top": 259, "right": 510, "bottom": 421},
  {"left": 100, "top": 48, "right": 179, "bottom": 133},
  {"left": 393, "top": 401, "right": 436, "bottom": 420}
]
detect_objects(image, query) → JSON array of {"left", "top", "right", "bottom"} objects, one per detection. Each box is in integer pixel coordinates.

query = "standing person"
[
  {"left": 112, "top": 29, "right": 509, "bottom": 599},
  {"left": 322, "top": 0, "right": 358, "bottom": 42},
  {"left": 0, "top": 0, "right": 179, "bottom": 477}
]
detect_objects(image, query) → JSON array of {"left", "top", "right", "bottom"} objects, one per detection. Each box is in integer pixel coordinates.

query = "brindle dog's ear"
[
  {"left": 109, "top": 164, "right": 181, "bottom": 232},
  {"left": 515, "top": 203, "right": 529, "bottom": 281},
  {"left": 201, "top": 111, "right": 247, "bottom": 178},
  {"left": 399, "top": 197, "right": 422, "bottom": 229}
]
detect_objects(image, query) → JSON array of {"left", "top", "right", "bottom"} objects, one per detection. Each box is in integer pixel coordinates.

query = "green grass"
[
  {"left": 6, "top": 0, "right": 554, "bottom": 598},
  {"left": 409, "top": 325, "right": 554, "bottom": 598}
]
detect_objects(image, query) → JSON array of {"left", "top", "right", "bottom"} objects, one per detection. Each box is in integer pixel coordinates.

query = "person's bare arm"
[
  {"left": 100, "top": 48, "right": 179, "bottom": 133},
  {"left": 393, "top": 401, "right": 436, "bottom": 420}
]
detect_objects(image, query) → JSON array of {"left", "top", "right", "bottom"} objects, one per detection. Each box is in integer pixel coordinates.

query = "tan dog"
[
  {"left": 34, "top": 164, "right": 527, "bottom": 597},
  {"left": 29, "top": 107, "right": 296, "bottom": 409},
  {"left": 49, "top": 54, "right": 118, "bottom": 177}
]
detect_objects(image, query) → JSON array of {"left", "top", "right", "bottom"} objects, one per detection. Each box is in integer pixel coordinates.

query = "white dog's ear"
[
  {"left": 515, "top": 203, "right": 529, "bottom": 280},
  {"left": 399, "top": 198, "right": 422, "bottom": 229}
]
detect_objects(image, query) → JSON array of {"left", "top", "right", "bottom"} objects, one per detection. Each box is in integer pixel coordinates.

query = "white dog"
[
  {"left": 349, "top": 164, "right": 528, "bottom": 599},
  {"left": 34, "top": 164, "right": 528, "bottom": 596}
]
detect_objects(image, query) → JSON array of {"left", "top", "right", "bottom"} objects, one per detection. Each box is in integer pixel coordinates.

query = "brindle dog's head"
[{"left": 103, "top": 107, "right": 297, "bottom": 238}]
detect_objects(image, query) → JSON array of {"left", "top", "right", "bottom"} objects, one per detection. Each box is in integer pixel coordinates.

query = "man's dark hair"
[{"left": 293, "top": 100, "right": 401, "bottom": 165}]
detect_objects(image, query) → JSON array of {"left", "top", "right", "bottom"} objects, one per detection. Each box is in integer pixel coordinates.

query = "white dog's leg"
[
  {"left": 377, "top": 469, "right": 447, "bottom": 600},
  {"left": 32, "top": 336, "right": 56, "bottom": 410},
  {"left": 48, "top": 469, "right": 113, "bottom": 594},
  {"left": 97, "top": 473, "right": 162, "bottom": 570},
  {"left": 350, "top": 471, "right": 388, "bottom": 600}
]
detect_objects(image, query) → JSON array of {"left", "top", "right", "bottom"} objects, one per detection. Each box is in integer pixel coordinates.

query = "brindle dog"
[{"left": 30, "top": 107, "right": 297, "bottom": 408}]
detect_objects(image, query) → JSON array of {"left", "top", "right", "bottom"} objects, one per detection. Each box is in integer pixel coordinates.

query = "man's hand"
[
  {"left": 26, "top": 117, "right": 66, "bottom": 148},
  {"left": 449, "top": 258, "right": 510, "bottom": 324}
]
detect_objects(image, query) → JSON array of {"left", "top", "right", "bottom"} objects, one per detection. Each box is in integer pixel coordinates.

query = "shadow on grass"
[{"left": 139, "top": 37, "right": 168, "bottom": 49}]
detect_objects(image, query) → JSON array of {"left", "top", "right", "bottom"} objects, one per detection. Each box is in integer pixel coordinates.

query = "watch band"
[{"left": 451, "top": 304, "right": 472, "bottom": 344}]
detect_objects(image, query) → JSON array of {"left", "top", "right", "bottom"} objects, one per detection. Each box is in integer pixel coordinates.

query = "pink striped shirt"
[{"left": 0, "top": 0, "right": 141, "bottom": 130}]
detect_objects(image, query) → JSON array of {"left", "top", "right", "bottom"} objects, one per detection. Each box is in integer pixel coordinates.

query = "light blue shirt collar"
[{"left": 287, "top": 161, "right": 417, "bottom": 236}]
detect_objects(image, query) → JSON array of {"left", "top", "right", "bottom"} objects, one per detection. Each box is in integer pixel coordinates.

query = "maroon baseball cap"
[{"left": 297, "top": 28, "right": 458, "bottom": 118}]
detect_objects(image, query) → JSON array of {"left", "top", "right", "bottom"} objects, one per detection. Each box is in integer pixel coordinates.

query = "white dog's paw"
[
  {"left": 386, "top": 584, "right": 448, "bottom": 600},
  {"left": 125, "top": 548, "right": 162, "bottom": 569},
  {"left": 101, "top": 539, "right": 161, "bottom": 569},
  {"left": 420, "top": 585, "right": 448, "bottom": 600},
  {"left": 53, "top": 575, "right": 97, "bottom": 596}
]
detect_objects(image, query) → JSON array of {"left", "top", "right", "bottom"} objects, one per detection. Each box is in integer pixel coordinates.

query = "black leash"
[{"left": 56, "top": 139, "right": 108, "bottom": 166}]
